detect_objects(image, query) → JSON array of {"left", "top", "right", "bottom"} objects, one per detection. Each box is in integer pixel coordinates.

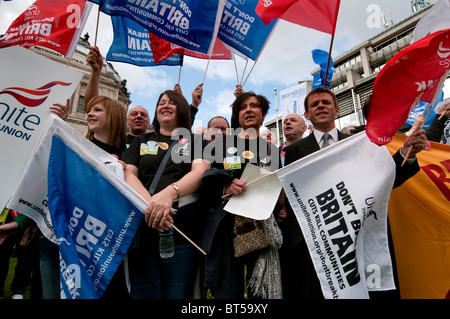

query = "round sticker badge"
[
  {"left": 158, "top": 142, "right": 169, "bottom": 150},
  {"left": 242, "top": 150, "right": 254, "bottom": 159}
]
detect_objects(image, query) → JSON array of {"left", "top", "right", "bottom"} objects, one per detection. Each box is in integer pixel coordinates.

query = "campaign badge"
[
  {"left": 224, "top": 156, "right": 241, "bottom": 170},
  {"left": 158, "top": 142, "right": 169, "bottom": 150},
  {"left": 242, "top": 150, "right": 254, "bottom": 159}
]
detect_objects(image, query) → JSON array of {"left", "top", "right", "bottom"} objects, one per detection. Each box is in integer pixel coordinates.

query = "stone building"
[{"left": 31, "top": 33, "right": 131, "bottom": 135}]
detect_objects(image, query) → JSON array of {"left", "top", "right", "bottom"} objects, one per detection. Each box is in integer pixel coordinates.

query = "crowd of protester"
[{"left": 0, "top": 45, "right": 449, "bottom": 300}]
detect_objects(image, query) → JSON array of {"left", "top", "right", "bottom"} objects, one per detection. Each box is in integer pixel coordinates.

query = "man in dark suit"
[{"left": 280, "top": 88, "right": 428, "bottom": 299}]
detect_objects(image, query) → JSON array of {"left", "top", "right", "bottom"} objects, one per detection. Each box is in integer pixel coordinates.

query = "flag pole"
[
  {"left": 202, "top": 56, "right": 211, "bottom": 84},
  {"left": 1, "top": 209, "right": 9, "bottom": 226},
  {"left": 240, "top": 59, "right": 249, "bottom": 85},
  {"left": 324, "top": 1, "right": 340, "bottom": 88},
  {"left": 172, "top": 225, "right": 206, "bottom": 255},
  {"left": 233, "top": 54, "right": 240, "bottom": 84},
  {"left": 94, "top": 5, "right": 101, "bottom": 47},
  {"left": 242, "top": 60, "right": 257, "bottom": 87},
  {"left": 323, "top": 33, "right": 335, "bottom": 88},
  {"left": 177, "top": 56, "right": 183, "bottom": 85}
]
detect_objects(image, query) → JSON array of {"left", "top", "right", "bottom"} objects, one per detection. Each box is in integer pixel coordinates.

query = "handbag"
[{"left": 233, "top": 215, "right": 269, "bottom": 257}]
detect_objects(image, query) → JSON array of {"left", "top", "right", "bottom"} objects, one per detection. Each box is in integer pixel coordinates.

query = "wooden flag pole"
[
  {"left": 93, "top": 6, "right": 101, "bottom": 47},
  {"left": 221, "top": 171, "right": 276, "bottom": 199},
  {"left": 202, "top": 56, "right": 212, "bottom": 84},
  {"left": 323, "top": 32, "right": 335, "bottom": 88},
  {"left": 240, "top": 59, "right": 248, "bottom": 85},
  {"left": 233, "top": 54, "right": 240, "bottom": 84},
  {"left": 242, "top": 60, "right": 257, "bottom": 87},
  {"left": 1, "top": 209, "right": 9, "bottom": 225},
  {"left": 172, "top": 225, "right": 206, "bottom": 255},
  {"left": 177, "top": 60, "right": 183, "bottom": 85}
]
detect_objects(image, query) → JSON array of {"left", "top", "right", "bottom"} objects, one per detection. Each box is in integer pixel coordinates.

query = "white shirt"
[{"left": 313, "top": 128, "right": 339, "bottom": 149}]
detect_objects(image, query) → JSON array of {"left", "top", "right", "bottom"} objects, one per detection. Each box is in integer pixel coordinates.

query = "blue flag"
[
  {"left": 217, "top": 0, "right": 277, "bottom": 60},
  {"left": 404, "top": 90, "right": 443, "bottom": 130},
  {"left": 106, "top": 16, "right": 182, "bottom": 66},
  {"left": 88, "top": 0, "right": 223, "bottom": 54},
  {"left": 312, "top": 49, "right": 334, "bottom": 89},
  {"left": 48, "top": 135, "right": 144, "bottom": 299}
]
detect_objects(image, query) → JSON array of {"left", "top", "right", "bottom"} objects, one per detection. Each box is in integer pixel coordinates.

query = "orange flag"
[{"left": 386, "top": 134, "right": 450, "bottom": 299}]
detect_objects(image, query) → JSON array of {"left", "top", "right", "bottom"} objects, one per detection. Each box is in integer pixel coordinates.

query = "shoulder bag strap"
[{"left": 148, "top": 140, "right": 176, "bottom": 196}]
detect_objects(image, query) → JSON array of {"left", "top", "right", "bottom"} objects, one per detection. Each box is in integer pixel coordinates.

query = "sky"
[{"left": 0, "top": 0, "right": 445, "bottom": 132}]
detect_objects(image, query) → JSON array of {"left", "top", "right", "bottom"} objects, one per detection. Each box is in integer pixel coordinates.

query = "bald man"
[
  {"left": 126, "top": 105, "right": 150, "bottom": 146},
  {"left": 280, "top": 113, "right": 307, "bottom": 166}
]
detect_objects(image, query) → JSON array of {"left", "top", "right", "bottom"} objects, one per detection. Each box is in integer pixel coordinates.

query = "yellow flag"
[{"left": 386, "top": 134, "right": 450, "bottom": 299}]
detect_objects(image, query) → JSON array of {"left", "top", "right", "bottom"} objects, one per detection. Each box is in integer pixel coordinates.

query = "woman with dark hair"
[
  {"left": 122, "top": 90, "right": 210, "bottom": 299},
  {"left": 201, "top": 91, "right": 282, "bottom": 299}
]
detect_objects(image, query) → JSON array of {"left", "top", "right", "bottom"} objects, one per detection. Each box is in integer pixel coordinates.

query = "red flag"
[
  {"left": 366, "top": 28, "right": 450, "bottom": 146},
  {"left": 149, "top": 33, "right": 232, "bottom": 63},
  {"left": 0, "top": 0, "right": 92, "bottom": 58},
  {"left": 255, "top": 0, "right": 340, "bottom": 35}
]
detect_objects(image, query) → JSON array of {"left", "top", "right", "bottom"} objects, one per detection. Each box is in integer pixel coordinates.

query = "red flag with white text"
[
  {"left": 149, "top": 33, "right": 232, "bottom": 63},
  {"left": 255, "top": 0, "right": 340, "bottom": 35},
  {"left": 366, "top": 28, "right": 450, "bottom": 146},
  {"left": 0, "top": 0, "right": 92, "bottom": 58}
]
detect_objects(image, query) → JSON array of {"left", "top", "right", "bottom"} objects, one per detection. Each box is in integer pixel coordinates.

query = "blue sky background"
[{"left": 1, "top": 0, "right": 446, "bottom": 133}]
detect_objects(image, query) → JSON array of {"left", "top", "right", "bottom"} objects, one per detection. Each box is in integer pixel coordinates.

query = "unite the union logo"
[
  {"left": 438, "top": 41, "right": 450, "bottom": 68},
  {"left": 0, "top": 81, "right": 71, "bottom": 107}
]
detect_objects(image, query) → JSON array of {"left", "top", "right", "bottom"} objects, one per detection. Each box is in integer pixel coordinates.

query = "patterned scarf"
[{"left": 248, "top": 214, "right": 283, "bottom": 299}]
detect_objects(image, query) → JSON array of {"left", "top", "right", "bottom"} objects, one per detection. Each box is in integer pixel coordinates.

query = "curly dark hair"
[{"left": 230, "top": 91, "right": 270, "bottom": 129}]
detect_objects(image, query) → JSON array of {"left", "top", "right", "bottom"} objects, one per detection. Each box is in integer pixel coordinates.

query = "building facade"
[{"left": 31, "top": 33, "right": 131, "bottom": 135}]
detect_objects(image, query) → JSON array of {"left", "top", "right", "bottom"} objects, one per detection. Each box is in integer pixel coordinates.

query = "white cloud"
[{"left": 204, "top": 88, "right": 235, "bottom": 117}]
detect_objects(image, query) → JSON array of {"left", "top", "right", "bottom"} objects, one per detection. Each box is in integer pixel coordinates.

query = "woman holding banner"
[
  {"left": 200, "top": 91, "right": 282, "bottom": 299},
  {"left": 122, "top": 89, "right": 210, "bottom": 299}
]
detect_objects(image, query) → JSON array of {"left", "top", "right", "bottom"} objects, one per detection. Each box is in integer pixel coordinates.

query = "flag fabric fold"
[
  {"left": 48, "top": 129, "right": 144, "bottom": 298},
  {"left": 88, "top": 0, "right": 225, "bottom": 55},
  {"left": 386, "top": 134, "right": 450, "bottom": 299},
  {"left": 256, "top": 0, "right": 340, "bottom": 35},
  {"left": 106, "top": 16, "right": 183, "bottom": 66},
  {"left": 277, "top": 132, "right": 396, "bottom": 298},
  {"left": 412, "top": 0, "right": 450, "bottom": 43},
  {"left": 366, "top": 28, "right": 450, "bottom": 146},
  {"left": 149, "top": 33, "right": 231, "bottom": 64},
  {"left": 9, "top": 115, "right": 147, "bottom": 298},
  {"left": 218, "top": 0, "right": 277, "bottom": 61},
  {"left": 0, "top": 0, "right": 92, "bottom": 58}
]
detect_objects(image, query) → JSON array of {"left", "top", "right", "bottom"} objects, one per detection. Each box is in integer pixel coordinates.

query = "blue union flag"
[
  {"left": 106, "top": 15, "right": 183, "bottom": 66},
  {"left": 88, "top": 0, "right": 224, "bottom": 55},
  {"left": 48, "top": 135, "right": 144, "bottom": 299}
]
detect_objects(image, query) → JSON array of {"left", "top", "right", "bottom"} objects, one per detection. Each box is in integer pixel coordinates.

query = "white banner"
[
  {"left": 279, "top": 82, "right": 311, "bottom": 132},
  {"left": 7, "top": 115, "right": 125, "bottom": 243},
  {"left": 0, "top": 46, "right": 82, "bottom": 211},
  {"left": 277, "top": 132, "right": 396, "bottom": 298}
]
